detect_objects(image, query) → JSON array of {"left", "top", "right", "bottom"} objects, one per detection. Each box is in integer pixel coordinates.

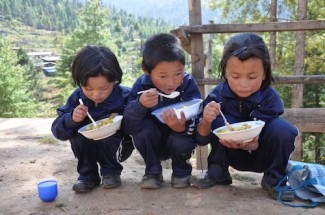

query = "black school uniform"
[
  {"left": 123, "top": 73, "right": 201, "bottom": 177},
  {"left": 51, "top": 86, "right": 134, "bottom": 182}
]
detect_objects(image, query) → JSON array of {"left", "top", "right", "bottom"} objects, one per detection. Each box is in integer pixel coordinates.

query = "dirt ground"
[{"left": 0, "top": 118, "right": 324, "bottom": 215}]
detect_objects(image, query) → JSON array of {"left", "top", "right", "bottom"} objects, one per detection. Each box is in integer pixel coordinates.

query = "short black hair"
[
  {"left": 219, "top": 33, "right": 274, "bottom": 88},
  {"left": 71, "top": 45, "right": 122, "bottom": 87},
  {"left": 142, "top": 33, "right": 185, "bottom": 73}
]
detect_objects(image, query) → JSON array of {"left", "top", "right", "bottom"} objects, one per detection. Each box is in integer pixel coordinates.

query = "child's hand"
[
  {"left": 160, "top": 108, "right": 186, "bottom": 132},
  {"left": 201, "top": 101, "right": 221, "bottom": 124},
  {"left": 72, "top": 104, "right": 88, "bottom": 123},
  {"left": 139, "top": 88, "right": 159, "bottom": 108},
  {"left": 241, "top": 137, "right": 259, "bottom": 151},
  {"left": 220, "top": 137, "right": 259, "bottom": 151},
  {"left": 197, "top": 101, "right": 221, "bottom": 136}
]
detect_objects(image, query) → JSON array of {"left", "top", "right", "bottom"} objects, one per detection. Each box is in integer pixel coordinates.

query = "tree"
[
  {"left": 207, "top": 0, "right": 270, "bottom": 23},
  {"left": 55, "top": 0, "right": 116, "bottom": 104},
  {"left": 0, "top": 37, "right": 37, "bottom": 117},
  {"left": 16, "top": 48, "right": 43, "bottom": 101}
]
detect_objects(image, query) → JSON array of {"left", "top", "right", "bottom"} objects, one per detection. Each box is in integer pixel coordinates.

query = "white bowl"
[
  {"left": 151, "top": 99, "right": 202, "bottom": 123},
  {"left": 213, "top": 121, "right": 265, "bottom": 143},
  {"left": 78, "top": 115, "right": 123, "bottom": 140}
]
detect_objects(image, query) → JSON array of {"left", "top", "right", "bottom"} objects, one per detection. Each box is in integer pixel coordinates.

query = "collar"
[{"left": 141, "top": 74, "right": 154, "bottom": 85}]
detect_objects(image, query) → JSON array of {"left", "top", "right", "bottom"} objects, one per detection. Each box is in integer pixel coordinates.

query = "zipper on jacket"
[{"left": 239, "top": 101, "right": 242, "bottom": 113}]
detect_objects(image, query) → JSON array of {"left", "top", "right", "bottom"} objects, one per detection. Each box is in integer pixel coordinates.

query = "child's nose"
[
  {"left": 166, "top": 77, "right": 176, "bottom": 87},
  {"left": 93, "top": 91, "right": 102, "bottom": 98},
  {"left": 239, "top": 79, "right": 249, "bottom": 88}
]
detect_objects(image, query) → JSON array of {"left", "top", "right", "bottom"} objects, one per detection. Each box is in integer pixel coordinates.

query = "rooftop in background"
[
  {"left": 41, "top": 56, "right": 60, "bottom": 62},
  {"left": 27, "top": 52, "right": 54, "bottom": 57}
]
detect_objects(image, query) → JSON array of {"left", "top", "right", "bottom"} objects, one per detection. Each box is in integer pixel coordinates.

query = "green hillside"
[
  {"left": 0, "top": 0, "right": 175, "bottom": 53},
  {"left": 0, "top": 0, "right": 177, "bottom": 118},
  {"left": 0, "top": 18, "right": 58, "bottom": 52}
]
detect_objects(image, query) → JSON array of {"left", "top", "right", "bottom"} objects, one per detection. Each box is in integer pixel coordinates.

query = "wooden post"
[
  {"left": 204, "top": 20, "right": 214, "bottom": 95},
  {"left": 189, "top": 0, "right": 208, "bottom": 170},
  {"left": 291, "top": 130, "right": 302, "bottom": 161},
  {"left": 290, "top": 0, "right": 308, "bottom": 161}
]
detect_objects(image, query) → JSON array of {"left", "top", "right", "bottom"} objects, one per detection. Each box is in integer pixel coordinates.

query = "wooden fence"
[{"left": 171, "top": 0, "right": 325, "bottom": 169}]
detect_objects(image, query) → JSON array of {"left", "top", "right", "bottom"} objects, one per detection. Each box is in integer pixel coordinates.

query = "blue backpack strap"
[
  {"left": 275, "top": 164, "right": 303, "bottom": 192},
  {"left": 275, "top": 165, "right": 319, "bottom": 208}
]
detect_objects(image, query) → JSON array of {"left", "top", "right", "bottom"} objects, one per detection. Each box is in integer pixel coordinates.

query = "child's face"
[
  {"left": 147, "top": 61, "right": 184, "bottom": 94},
  {"left": 81, "top": 75, "right": 114, "bottom": 104},
  {"left": 225, "top": 56, "right": 265, "bottom": 99}
]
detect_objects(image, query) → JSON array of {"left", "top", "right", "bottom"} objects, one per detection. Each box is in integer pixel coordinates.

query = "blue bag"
[{"left": 275, "top": 160, "right": 325, "bottom": 208}]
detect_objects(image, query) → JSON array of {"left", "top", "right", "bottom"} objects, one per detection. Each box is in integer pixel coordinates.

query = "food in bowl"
[
  {"left": 213, "top": 121, "right": 265, "bottom": 143},
  {"left": 151, "top": 99, "right": 202, "bottom": 123},
  {"left": 216, "top": 123, "right": 252, "bottom": 133},
  {"left": 78, "top": 115, "right": 123, "bottom": 140},
  {"left": 85, "top": 115, "right": 114, "bottom": 131}
]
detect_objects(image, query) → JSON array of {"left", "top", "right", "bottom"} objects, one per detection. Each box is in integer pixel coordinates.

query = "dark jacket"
[
  {"left": 52, "top": 85, "right": 130, "bottom": 140},
  {"left": 204, "top": 81, "right": 284, "bottom": 129},
  {"left": 123, "top": 73, "right": 201, "bottom": 135}
]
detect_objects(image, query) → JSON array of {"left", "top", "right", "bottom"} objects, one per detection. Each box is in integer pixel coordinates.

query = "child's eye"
[{"left": 159, "top": 75, "right": 166, "bottom": 79}]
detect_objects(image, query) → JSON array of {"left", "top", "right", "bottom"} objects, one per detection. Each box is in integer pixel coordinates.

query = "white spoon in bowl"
[
  {"left": 219, "top": 109, "right": 235, "bottom": 131},
  {"left": 79, "top": 99, "right": 98, "bottom": 127},
  {"left": 137, "top": 90, "right": 180, "bottom": 99}
]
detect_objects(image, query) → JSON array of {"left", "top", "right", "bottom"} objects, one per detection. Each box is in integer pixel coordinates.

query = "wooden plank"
[
  {"left": 194, "top": 75, "right": 325, "bottom": 86},
  {"left": 291, "top": 131, "right": 302, "bottom": 161},
  {"left": 282, "top": 108, "right": 325, "bottom": 161},
  {"left": 282, "top": 108, "right": 325, "bottom": 133},
  {"left": 174, "top": 20, "right": 325, "bottom": 34},
  {"left": 274, "top": 75, "right": 325, "bottom": 84}
]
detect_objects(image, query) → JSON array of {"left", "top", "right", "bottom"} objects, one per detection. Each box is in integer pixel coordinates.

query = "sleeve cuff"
[{"left": 194, "top": 130, "right": 213, "bottom": 146}]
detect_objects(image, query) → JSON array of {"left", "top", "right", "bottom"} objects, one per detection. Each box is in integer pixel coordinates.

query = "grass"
[
  {"left": 55, "top": 203, "right": 64, "bottom": 208},
  {"left": 232, "top": 173, "right": 256, "bottom": 182},
  {"left": 38, "top": 135, "right": 59, "bottom": 144}
]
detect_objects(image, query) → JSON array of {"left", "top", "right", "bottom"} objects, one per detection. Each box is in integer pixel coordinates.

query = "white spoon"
[
  {"left": 137, "top": 90, "right": 180, "bottom": 99},
  {"left": 78, "top": 99, "right": 98, "bottom": 127},
  {"left": 219, "top": 109, "right": 235, "bottom": 131}
]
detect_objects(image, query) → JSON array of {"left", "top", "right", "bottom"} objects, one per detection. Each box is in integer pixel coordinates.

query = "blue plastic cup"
[{"left": 37, "top": 180, "right": 58, "bottom": 202}]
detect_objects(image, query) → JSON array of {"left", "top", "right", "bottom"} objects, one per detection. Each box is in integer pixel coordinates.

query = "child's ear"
[{"left": 142, "top": 65, "right": 149, "bottom": 74}]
